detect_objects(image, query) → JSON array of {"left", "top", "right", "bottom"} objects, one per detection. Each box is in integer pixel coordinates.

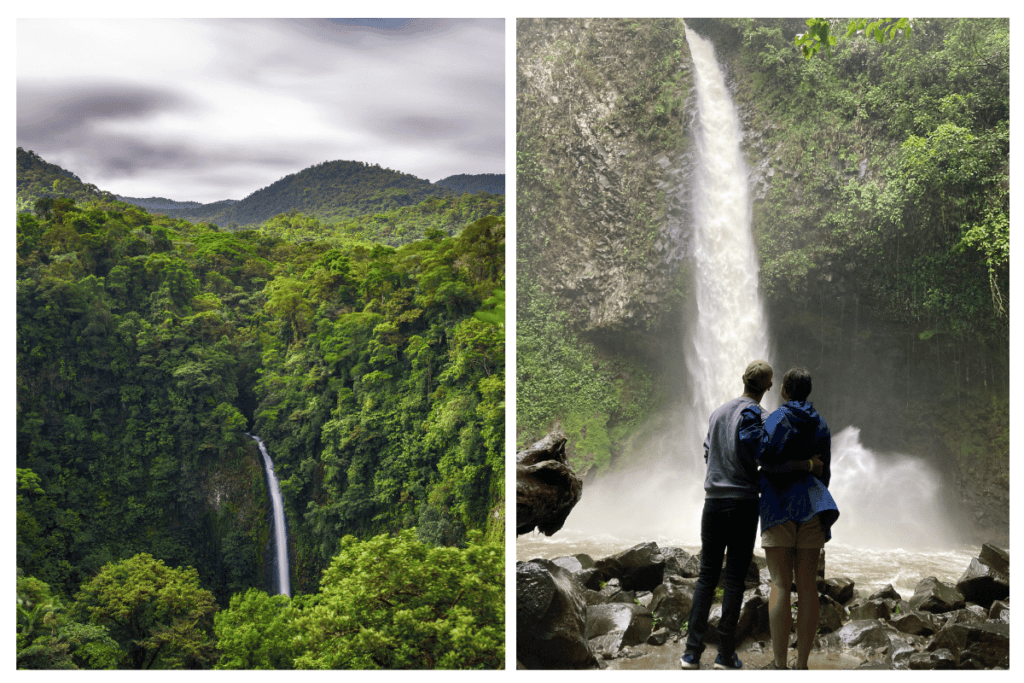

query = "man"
[
  {"left": 679, "top": 359, "right": 773, "bottom": 670},
  {"left": 757, "top": 367, "right": 839, "bottom": 670}
]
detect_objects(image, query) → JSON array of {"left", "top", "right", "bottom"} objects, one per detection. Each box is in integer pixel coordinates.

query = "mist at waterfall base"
[
  {"left": 516, "top": 26, "right": 976, "bottom": 599},
  {"left": 249, "top": 434, "right": 291, "bottom": 597},
  {"left": 516, "top": 420, "right": 976, "bottom": 597}
]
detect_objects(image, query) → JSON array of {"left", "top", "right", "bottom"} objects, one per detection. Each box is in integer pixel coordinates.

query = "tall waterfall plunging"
[
  {"left": 249, "top": 435, "right": 291, "bottom": 597},
  {"left": 684, "top": 26, "right": 771, "bottom": 429},
  {"left": 517, "top": 26, "right": 969, "bottom": 587}
]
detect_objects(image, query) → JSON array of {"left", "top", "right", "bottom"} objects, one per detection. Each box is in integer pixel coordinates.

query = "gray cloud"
[{"left": 16, "top": 18, "right": 503, "bottom": 203}]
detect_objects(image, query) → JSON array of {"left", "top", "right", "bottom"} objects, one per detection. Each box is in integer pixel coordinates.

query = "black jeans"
[{"left": 684, "top": 497, "right": 760, "bottom": 659}]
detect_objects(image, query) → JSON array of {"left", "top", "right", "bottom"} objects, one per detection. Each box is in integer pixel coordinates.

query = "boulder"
[
  {"left": 868, "top": 584, "right": 902, "bottom": 602},
  {"left": 848, "top": 597, "right": 896, "bottom": 621},
  {"left": 820, "top": 619, "right": 903, "bottom": 652},
  {"left": 660, "top": 547, "right": 693, "bottom": 577},
  {"left": 647, "top": 627, "right": 671, "bottom": 645},
  {"left": 516, "top": 432, "right": 582, "bottom": 536},
  {"left": 586, "top": 603, "right": 653, "bottom": 646},
  {"left": 978, "top": 543, "right": 1009, "bottom": 575},
  {"left": 819, "top": 576, "right": 856, "bottom": 604},
  {"left": 551, "top": 553, "right": 595, "bottom": 574},
  {"left": 649, "top": 575, "right": 694, "bottom": 631},
  {"left": 907, "top": 649, "right": 958, "bottom": 670},
  {"left": 890, "top": 610, "right": 941, "bottom": 637},
  {"left": 737, "top": 591, "right": 770, "bottom": 639},
  {"left": 516, "top": 559, "right": 597, "bottom": 669},
  {"left": 956, "top": 556, "right": 1009, "bottom": 608},
  {"left": 817, "top": 593, "right": 846, "bottom": 634},
  {"left": 593, "top": 542, "right": 665, "bottom": 592},
  {"left": 908, "top": 577, "right": 965, "bottom": 614},
  {"left": 929, "top": 621, "right": 1010, "bottom": 669},
  {"left": 988, "top": 600, "right": 1009, "bottom": 623}
]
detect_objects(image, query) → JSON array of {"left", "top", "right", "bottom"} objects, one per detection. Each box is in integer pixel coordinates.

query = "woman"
[{"left": 757, "top": 367, "right": 839, "bottom": 670}]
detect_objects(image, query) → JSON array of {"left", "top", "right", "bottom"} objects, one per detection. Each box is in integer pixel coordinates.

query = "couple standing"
[{"left": 680, "top": 360, "right": 840, "bottom": 671}]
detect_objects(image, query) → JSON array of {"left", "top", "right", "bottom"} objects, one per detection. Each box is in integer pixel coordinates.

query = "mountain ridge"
[{"left": 17, "top": 148, "right": 504, "bottom": 228}]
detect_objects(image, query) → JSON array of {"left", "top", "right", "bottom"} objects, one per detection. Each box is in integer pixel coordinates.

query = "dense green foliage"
[
  {"left": 257, "top": 192, "right": 504, "bottom": 247},
  {"left": 214, "top": 531, "right": 502, "bottom": 669},
  {"left": 17, "top": 149, "right": 504, "bottom": 668},
  {"left": 17, "top": 147, "right": 119, "bottom": 213},
  {"left": 516, "top": 281, "right": 656, "bottom": 473},
  {"left": 722, "top": 18, "right": 1009, "bottom": 347},
  {"left": 434, "top": 172, "right": 505, "bottom": 195}
]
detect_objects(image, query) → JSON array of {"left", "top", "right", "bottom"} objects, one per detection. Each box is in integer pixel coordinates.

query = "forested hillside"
[
  {"left": 435, "top": 173, "right": 506, "bottom": 195},
  {"left": 16, "top": 150, "right": 505, "bottom": 668},
  {"left": 112, "top": 159, "right": 505, "bottom": 228},
  {"left": 516, "top": 18, "right": 1008, "bottom": 537}
]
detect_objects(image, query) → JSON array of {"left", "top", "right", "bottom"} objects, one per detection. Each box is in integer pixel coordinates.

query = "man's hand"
[{"left": 809, "top": 455, "right": 824, "bottom": 477}]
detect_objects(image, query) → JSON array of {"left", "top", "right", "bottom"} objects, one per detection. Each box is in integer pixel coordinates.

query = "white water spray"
[{"left": 249, "top": 434, "right": 291, "bottom": 597}]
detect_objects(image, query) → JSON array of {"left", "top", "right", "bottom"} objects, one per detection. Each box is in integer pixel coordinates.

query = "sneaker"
[
  {"left": 713, "top": 652, "right": 743, "bottom": 670},
  {"left": 680, "top": 652, "right": 700, "bottom": 669}
]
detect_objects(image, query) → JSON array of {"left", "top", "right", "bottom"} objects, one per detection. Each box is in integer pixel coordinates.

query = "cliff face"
[{"left": 517, "top": 18, "right": 695, "bottom": 334}]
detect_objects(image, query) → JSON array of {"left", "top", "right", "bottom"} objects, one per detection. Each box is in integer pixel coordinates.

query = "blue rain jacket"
[{"left": 757, "top": 400, "right": 840, "bottom": 540}]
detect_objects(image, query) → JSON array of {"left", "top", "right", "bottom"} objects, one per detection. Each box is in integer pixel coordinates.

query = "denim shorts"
[{"left": 761, "top": 514, "right": 825, "bottom": 549}]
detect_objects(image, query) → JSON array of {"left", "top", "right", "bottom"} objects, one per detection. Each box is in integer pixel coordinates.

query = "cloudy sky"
[{"left": 17, "top": 18, "right": 504, "bottom": 203}]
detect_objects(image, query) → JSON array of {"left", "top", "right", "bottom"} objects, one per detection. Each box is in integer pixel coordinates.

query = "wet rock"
[
  {"left": 886, "top": 632, "right": 924, "bottom": 669},
  {"left": 593, "top": 542, "right": 665, "bottom": 592},
  {"left": 988, "top": 599, "right": 1009, "bottom": 623},
  {"left": 516, "top": 559, "right": 597, "bottom": 669},
  {"left": 572, "top": 568, "right": 605, "bottom": 591},
  {"left": 586, "top": 603, "right": 653, "bottom": 646},
  {"left": 551, "top": 553, "right": 595, "bottom": 573},
  {"left": 944, "top": 604, "right": 988, "bottom": 626},
  {"left": 979, "top": 543, "right": 1009, "bottom": 575},
  {"left": 956, "top": 555, "right": 1009, "bottom": 608},
  {"left": 647, "top": 627, "right": 671, "bottom": 645},
  {"left": 868, "top": 584, "right": 902, "bottom": 602},
  {"left": 890, "top": 610, "right": 941, "bottom": 637},
  {"left": 649, "top": 575, "right": 694, "bottom": 631},
  {"left": 680, "top": 554, "right": 701, "bottom": 578},
  {"left": 820, "top": 576, "right": 856, "bottom": 604},
  {"left": 820, "top": 619, "right": 903, "bottom": 652},
  {"left": 849, "top": 597, "right": 897, "bottom": 621},
  {"left": 817, "top": 593, "right": 846, "bottom": 634},
  {"left": 908, "top": 648, "right": 957, "bottom": 670},
  {"left": 516, "top": 431, "right": 582, "bottom": 537},
  {"left": 908, "top": 577, "right": 965, "bottom": 614},
  {"left": 660, "top": 547, "right": 693, "bottom": 577},
  {"left": 737, "top": 591, "right": 770, "bottom": 639},
  {"left": 927, "top": 621, "right": 1010, "bottom": 669}
]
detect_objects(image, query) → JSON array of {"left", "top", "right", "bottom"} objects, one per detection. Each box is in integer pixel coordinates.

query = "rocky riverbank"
[{"left": 516, "top": 541, "right": 1009, "bottom": 670}]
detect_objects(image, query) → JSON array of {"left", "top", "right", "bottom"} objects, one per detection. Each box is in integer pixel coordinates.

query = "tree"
[
  {"left": 796, "top": 18, "right": 911, "bottom": 59},
  {"left": 17, "top": 572, "right": 121, "bottom": 670},
  {"left": 72, "top": 553, "right": 219, "bottom": 669},
  {"left": 290, "top": 530, "right": 503, "bottom": 669},
  {"left": 214, "top": 589, "right": 302, "bottom": 670}
]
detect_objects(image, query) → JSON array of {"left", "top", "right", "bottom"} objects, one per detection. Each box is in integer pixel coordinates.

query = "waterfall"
[
  {"left": 248, "top": 434, "right": 291, "bottom": 597},
  {"left": 683, "top": 25, "right": 772, "bottom": 435},
  {"left": 525, "top": 25, "right": 962, "bottom": 551}
]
